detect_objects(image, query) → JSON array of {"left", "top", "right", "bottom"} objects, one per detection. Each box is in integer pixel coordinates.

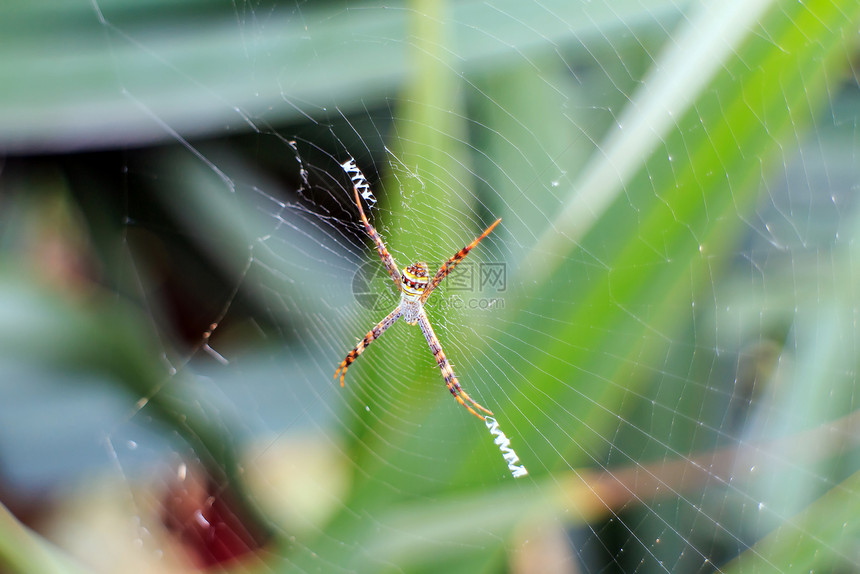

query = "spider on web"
[{"left": 334, "top": 159, "right": 501, "bottom": 420}]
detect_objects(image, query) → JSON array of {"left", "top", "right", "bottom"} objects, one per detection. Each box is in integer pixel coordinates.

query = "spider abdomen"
[{"left": 400, "top": 261, "right": 429, "bottom": 300}]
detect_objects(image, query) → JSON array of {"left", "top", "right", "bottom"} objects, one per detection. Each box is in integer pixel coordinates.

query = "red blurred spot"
[{"left": 162, "top": 463, "right": 269, "bottom": 568}]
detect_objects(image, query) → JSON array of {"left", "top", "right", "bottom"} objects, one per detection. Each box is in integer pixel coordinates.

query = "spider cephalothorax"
[
  {"left": 334, "top": 158, "right": 500, "bottom": 420},
  {"left": 400, "top": 262, "right": 430, "bottom": 324}
]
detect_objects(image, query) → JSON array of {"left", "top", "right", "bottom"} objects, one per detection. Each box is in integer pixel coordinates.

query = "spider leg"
[
  {"left": 420, "top": 218, "right": 501, "bottom": 303},
  {"left": 341, "top": 159, "right": 402, "bottom": 290},
  {"left": 417, "top": 310, "right": 493, "bottom": 420},
  {"left": 334, "top": 306, "right": 401, "bottom": 386}
]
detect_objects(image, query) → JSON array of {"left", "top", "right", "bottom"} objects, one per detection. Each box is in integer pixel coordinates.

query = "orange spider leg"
[
  {"left": 421, "top": 218, "right": 501, "bottom": 303},
  {"left": 344, "top": 160, "right": 402, "bottom": 290},
  {"left": 334, "top": 306, "right": 401, "bottom": 386},
  {"left": 418, "top": 311, "right": 493, "bottom": 420}
]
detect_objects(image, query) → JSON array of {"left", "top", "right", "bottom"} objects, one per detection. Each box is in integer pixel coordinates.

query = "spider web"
[{"left": 2, "top": 0, "right": 860, "bottom": 573}]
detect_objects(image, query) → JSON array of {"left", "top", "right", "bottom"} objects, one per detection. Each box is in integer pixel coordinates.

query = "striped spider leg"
[
  {"left": 420, "top": 217, "right": 500, "bottom": 304},
  {"left": 334, "top": 158, "right": 501, "bottom": 420}
]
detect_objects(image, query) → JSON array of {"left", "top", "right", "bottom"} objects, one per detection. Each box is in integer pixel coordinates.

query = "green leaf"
[
  {"left": 0, "top": 0, "right": 683, "bottom": 151},
  {"left": 722, "top": 468, "right": 860, "bottom": 573},
  {"left": 0, "top": 500, "right": 90, "bottom": 574},
  {"left": 297, "top": 0, "right": 860, "bottom": 570}
]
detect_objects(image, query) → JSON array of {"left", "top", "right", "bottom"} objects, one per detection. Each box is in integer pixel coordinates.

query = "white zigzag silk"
[
  {"left": 484, "top": 417, "right": 528, "bottom": 478},
  {"left": 341, "top": 158, "right": 376, "bottom": 204}
]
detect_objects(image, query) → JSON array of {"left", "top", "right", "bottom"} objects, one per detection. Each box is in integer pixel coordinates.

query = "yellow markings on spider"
[{"left": 333, "top": 157, "right": 500, "bottom": 421}]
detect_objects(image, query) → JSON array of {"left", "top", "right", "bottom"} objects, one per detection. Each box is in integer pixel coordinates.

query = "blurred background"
[{"left": 2, "top": 0, "right": 860, "bottom": 572}]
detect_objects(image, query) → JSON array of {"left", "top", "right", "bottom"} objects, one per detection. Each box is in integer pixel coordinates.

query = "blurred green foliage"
[{"left": 1, "top": 0, "right": 860, "bottom": 573}]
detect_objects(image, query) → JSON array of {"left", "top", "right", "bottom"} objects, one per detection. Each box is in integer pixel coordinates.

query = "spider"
[{"left": 334, "top": 159, "right": 501, "bottom": 420}]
